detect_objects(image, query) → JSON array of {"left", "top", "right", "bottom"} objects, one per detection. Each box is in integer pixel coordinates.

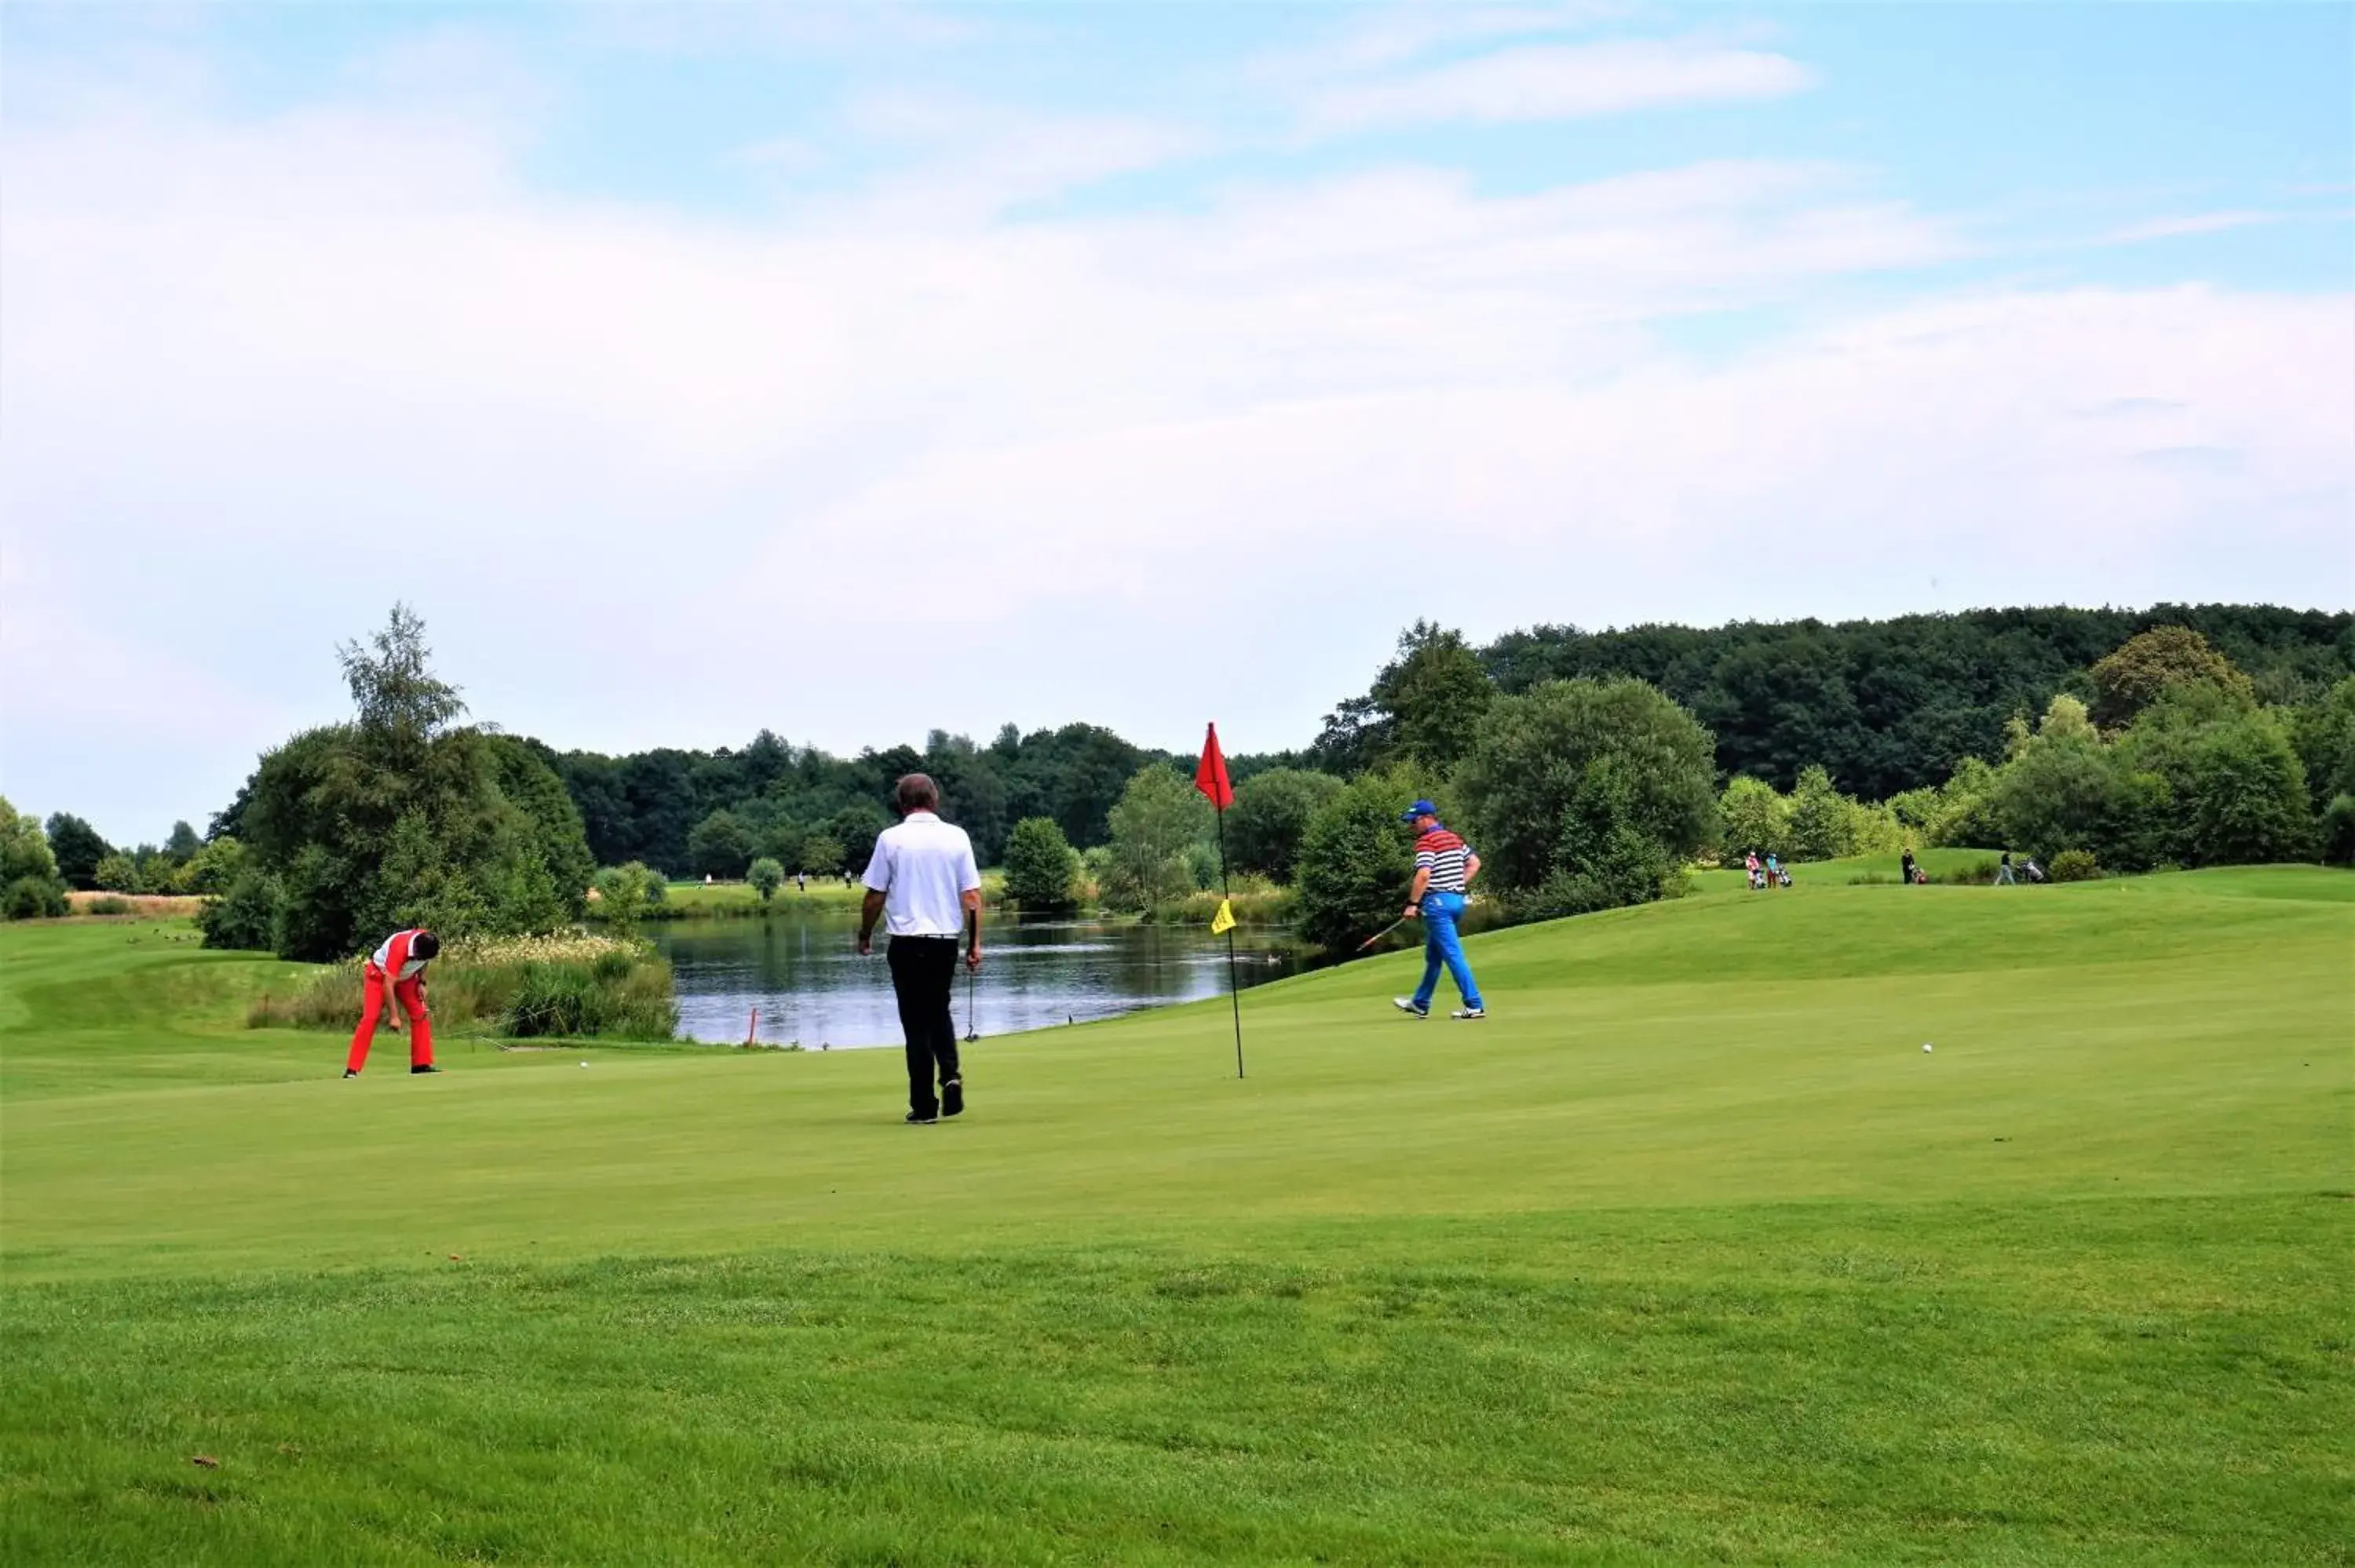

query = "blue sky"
[{"left": 3, "top": 2, "right": 2350, "bottom": 843}]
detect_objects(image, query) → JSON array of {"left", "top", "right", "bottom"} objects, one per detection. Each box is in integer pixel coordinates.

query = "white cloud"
[
  {"left": 1298, "top": 37, "right": 1813, "bottom": 134},
  {"left": 1251, "top": 2, "right": 1631, "bottom": 78},
  {"left": 2, "top": 82, "right": 2346, "bottom": 836}
]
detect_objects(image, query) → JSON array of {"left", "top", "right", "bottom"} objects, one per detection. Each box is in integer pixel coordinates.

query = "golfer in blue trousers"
[{"left": 1393, "top": 799, "right": 1486, "bottom": 1020}]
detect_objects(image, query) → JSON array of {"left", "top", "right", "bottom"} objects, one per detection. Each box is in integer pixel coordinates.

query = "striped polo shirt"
[
  {"left": 1415, "top": 826, "right": 1473, "bottom": 894},
  {"left": 371, "top": 929, "right": 431, "bottom": 982}
]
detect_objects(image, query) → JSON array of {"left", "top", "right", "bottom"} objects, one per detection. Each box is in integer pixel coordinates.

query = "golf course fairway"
[{"left": 3, "top": 868, "right": 2349, "bottom": 1564}]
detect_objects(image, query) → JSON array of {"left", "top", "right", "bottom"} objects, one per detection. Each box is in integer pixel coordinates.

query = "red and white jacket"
[{"left": 371, "top": 929, "right": 433, "bottom": 982}]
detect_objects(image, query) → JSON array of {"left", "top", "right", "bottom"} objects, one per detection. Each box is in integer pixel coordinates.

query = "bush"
[
  {"left": 502, "top": 958, "right": 675, "bottom": 1040},
  {"left": 1002, "top": 817, "right": 1080, "bottom": 909},
  {"left": 1294, "top": 771, "right": 1433, "bottom": 954},
  {"left": 2047, "top": 849, "right": 2100, "bottom": 882},
  {"left": 86, "top": 895, "right": 135, "bottom": 915},
  {"left": 2321, "top": 795, "right": 2355, "bottom": 866},
  {"left": 747, "top": 857, "right": 784, "bottom": 902},
  {"left": 199, "top": 869, "right": 284, "bottom": 950},
  {"left": 1150, "top": 878, "right": 1296, "bottom": 928},
  {"left": 3, "top": 875, "right": 67, "bottom": 920},
  {"left": 588, "top": 862, "right": 666, "bottom": 924}
]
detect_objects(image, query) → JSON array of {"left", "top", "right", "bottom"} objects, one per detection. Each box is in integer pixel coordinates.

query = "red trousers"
[{"left": 346, "top": 962, "right": 434, "bottom": 1073}]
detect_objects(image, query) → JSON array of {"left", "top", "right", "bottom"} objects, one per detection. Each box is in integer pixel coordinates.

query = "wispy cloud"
[
  {"left": 1254, "top": 2, "right": 1630, "bottom": 77},
  {"left": 2101, "top": 210, "right": 2280, "bottom": 244},
  {"left": 820, "top": 93, "right": 1208, "bottom": 221},
  {"left": 1299, "top": 37, "right": 1816, "bottom": 134}
]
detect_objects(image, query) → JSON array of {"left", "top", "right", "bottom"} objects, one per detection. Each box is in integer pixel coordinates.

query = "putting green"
[
  {"left": 5, "top": 869, "right": 2347, "bottom": 1279},
  {"left": 2, "top": 870, "right": 2347, "bottom": 1564}
]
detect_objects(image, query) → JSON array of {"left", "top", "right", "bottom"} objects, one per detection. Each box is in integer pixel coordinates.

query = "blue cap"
[{"left": 1400, "top": 799, "right": 1440, "bottom": 823}]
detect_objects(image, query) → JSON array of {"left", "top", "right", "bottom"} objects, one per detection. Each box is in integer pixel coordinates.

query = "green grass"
[
  {"left": 1690, "top": 846, "right": 2004, "bottom": 894},
  {"left": 3, "top": 871, "right": 2350, "bottom": 1563}
]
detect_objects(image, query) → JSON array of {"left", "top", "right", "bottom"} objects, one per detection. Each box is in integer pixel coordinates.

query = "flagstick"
[{"left": 1217, "top": 806, "right": 1243, "bottom": 1079}]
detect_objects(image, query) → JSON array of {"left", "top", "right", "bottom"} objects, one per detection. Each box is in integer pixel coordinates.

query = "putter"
[
  {"left": 1354, "top": 917, "right": 1408, "bottom": 954},
  {"left": 962, "top": 961, "right": 978, "bottom": 1043}
]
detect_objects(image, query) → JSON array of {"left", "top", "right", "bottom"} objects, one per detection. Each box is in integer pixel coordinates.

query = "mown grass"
[
  {"left": 1689, "top": 846, "right": 2008, "bottom": 894},
  {"left": 2, "top": 869, "right": 2348, "bottom": 1563}
]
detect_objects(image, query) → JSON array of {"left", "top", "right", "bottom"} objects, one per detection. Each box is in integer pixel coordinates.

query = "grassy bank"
[
  {"left": 597, "top": 875, "right": 1004, "bottom": 921},
  {"left": 2, "top": 869, "right": 2348, "bottom": 1562},
  {"left": 1138, "top": 877, "right": 1297, "bottom": 928}
]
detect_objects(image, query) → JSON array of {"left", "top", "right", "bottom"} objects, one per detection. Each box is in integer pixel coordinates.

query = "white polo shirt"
[{"left": 861, "top": 811, "right": 981, "bottom": 938}]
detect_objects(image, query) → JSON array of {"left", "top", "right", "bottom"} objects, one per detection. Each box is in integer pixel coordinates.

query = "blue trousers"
[{"left": 1411, "top": 892, "right": 1483, "bottom": 1010}]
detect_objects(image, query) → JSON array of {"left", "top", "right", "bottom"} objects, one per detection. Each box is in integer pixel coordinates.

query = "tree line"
[
  {"left": 540, "top": 723, "right": 1301, "bottom": 881},
  {"left": 13, "top": 603, "right": 2352, "bottom": 961},
  {"left": 1316, "top": 604, "right": 2350, "bottom": 799},
  {"left": 276, "top": 601, "right": 2346, "bottom": 896}
]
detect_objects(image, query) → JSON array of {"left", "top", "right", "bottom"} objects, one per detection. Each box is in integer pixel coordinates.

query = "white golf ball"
[
  {"left": 580, "top": 1060, "right": 590, "bottom": 1068},
  {"left": 1922, "top": 1043, "right": 1933, "bottom": 1053}
]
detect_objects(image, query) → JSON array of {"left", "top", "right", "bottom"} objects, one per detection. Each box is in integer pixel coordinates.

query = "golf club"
[
  {"left": 1355, "top": 917, "right": 1409, "bottom": 953},
  {"left": 963, "top": 962, "right": 978, "bottom": 1043}
]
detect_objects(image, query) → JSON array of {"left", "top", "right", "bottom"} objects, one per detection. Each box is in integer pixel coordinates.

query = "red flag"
[{"left": 1194, "top": 723, "right": 1234, "bottom": 811}]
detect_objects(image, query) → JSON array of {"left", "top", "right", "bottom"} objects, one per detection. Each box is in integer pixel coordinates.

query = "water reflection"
[{"left": 651, "top": 910, "right": 1301, "bottom": 1048}]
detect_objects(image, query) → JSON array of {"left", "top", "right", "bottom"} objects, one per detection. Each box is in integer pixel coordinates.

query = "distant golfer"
[
  {"left": 1392, "top": 799, "right": 1485, "bottom": 1020},
  {"left": 344, "top": 928, "right": 441, "bottom": 1078},
  {"left": 1996, "top": 851, "right": 2017, "bottom": 885},
  {"left": 857, "top": 774, "right": 982, "bottom": 1124}
]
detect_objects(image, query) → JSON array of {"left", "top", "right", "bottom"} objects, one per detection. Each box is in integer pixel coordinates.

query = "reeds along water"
[
  {"left": 246, "top": 933, "right": 679, "bottom": 1040},
  {"left": 1142, "top": 880, "right": 1298, "bottom": 927}
]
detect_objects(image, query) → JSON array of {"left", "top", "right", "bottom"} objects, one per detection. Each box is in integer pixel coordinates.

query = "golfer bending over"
[
  {"left": 1393, "top": 799, "right": 1486, "bottom": 1020},
  {"left": 858, "top": 774, "right": 983, "bottom": 1124},
  {"left": 345, "top": 927, "right": 442, "bottom": 1078}
]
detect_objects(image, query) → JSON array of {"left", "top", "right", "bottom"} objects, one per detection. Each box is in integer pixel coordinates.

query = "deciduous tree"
[
  {"left": 687, "top": 809, "right": 754, "bottom": 880},
  {"left": 1101, "top": 765, "right": 1211, "bottom": 911},
  {"left": 43, "top": 813, "right": 111, "bottom": 890},
  {"left": 1455, "top": 678, "right": 1717, "bottom": 913},
  {"left": 2089, "top": 626, "right": 2253, "bottom": 730},
  {"left": 1002, "top": 817, "right": 1080, "bottom": 909},
  {"left": 1227, "top": 769, "right": 1343, "bottom": 881}
]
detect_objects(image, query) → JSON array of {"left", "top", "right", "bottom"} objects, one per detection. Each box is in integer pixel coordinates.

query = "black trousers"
[{"left": 887, "top": 936, "right": 962, "bottom": 1116}]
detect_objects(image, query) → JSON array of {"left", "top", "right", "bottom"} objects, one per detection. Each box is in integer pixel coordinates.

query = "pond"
[{"left": 651, "top": 910, "right": 1304, "bottom": 1048}]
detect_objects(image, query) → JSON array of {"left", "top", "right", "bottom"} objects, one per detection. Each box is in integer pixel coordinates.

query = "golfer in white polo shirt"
[{"left": 856, "top": 773, "right": 984, "bottom": 1124}]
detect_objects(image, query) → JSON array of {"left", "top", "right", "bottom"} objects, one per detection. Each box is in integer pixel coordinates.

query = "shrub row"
[{"left": 247, "top": 933, "right": 677, "bottom": 1041}]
